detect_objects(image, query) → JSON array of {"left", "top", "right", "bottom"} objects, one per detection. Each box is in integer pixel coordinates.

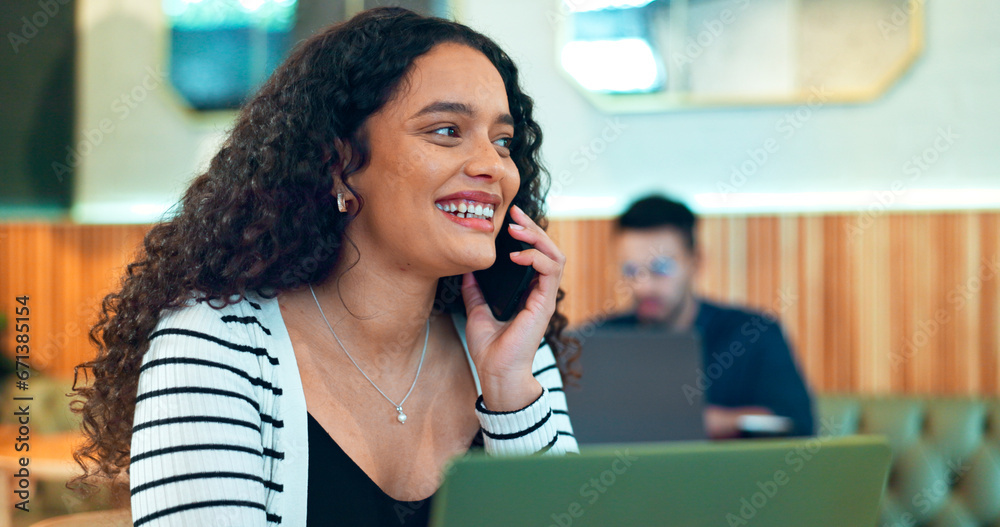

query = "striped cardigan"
[{"left": 129, "top": 292, "right": 578, "bottom": 526}]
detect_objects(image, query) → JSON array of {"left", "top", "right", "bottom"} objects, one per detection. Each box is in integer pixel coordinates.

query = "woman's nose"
[{"left": 464, "top": 135, "right": 507, "bottom": 181}]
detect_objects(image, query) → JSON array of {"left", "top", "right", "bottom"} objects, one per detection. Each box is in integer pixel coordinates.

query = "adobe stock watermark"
[
  {"left": 715, "top": 86, "right": 830, "bottom": 197},
  {"left": 880, "top": 456, "right": 971, "bottom": 527},
  {"left": 671, "top": 0, "right": 750, "bottom": 69},
  {"left": 912, "top": 457, "right": 971, "bottom": 516},
  {"left": 889, "top": 252, "right": 999, "bottom": 370},
  {"left": 548, "top": 118, "right": 628, "bottom": 197},
  {"left": 545, "top": 0, "right": 607, "bottom": 28},
  {"left": 279, "top": 231, "right": 342, "bottom": 288},
  {"left": 51, "top": 65, "right": 168, "bottom": 182},
  {"left": 7, "top": 0, "right": 70, "bottom": 54},
  {"left": 548, "top": 449, "right": 639, "bottom": 527},
  {"left": 394, "top": 446, "right": 478, "bottom": 524},
  {"left": 878, "top": 0, "right": 924, "bottom": 40},
  {"left": 35, "top": 299, "right": 97, "bottom": 370},
  {"left": 725, "top": 417, "right": 843, "bottom": 526},
  {"left": 682, "top": 287, "right": 797, "bottom": 404},
  {"left": 846, "top": 127, "right": 959, "bottom": 241}
]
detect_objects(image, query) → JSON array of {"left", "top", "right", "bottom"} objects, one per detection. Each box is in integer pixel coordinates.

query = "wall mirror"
[
  {"left": 161, "top": 0, "right": 445, "bottom": 111},
  {"left": 556, "top": 0, "right": 925, "bottom": 112}
]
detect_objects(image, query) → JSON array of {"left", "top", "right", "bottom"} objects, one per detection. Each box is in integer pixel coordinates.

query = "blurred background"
[{"left": 1, "top": 0, "right": 998, "bottom": 525}]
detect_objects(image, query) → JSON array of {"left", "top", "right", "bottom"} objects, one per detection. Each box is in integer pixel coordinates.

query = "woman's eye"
[{"left": 494, "top": 137, "right": 513, "bottom": 149}]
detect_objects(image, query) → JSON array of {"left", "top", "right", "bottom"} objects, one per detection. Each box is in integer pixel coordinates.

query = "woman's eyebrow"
[{"left": 410, "top": 100, "right": 514, "bottom": 127}]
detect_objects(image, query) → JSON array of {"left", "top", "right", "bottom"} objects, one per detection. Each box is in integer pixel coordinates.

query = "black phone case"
[{"left": 473, "top": 220, "right": 537, "bottom": 322}]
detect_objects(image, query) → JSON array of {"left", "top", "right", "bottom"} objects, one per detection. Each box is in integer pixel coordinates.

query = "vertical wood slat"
[
  {"left": 822, "top": 217, "right": 845, "bottom": 391},
  {"left": 728, "top": 217, "right": 748, "bottom": 304},
  {"left": 981, "top": 215, "right": 1000, "bottom": 394},
  {"left": 799, "top": 216, "right": 825, "bottom": 390},
  {"left": 777, "top": 217, "right": 799, "bottom": 351},
  {"left": 853, "top": 214, "right": 893, "bottom": 393},
  {"left": 694, "top": 215, "right": 723, "bottom": 302},
  {"left": 909, "top": 215, "right": 937, "bottom": 392},
  {"left": 0, "top": 212, "right": 998, "bottom": 395},
  {"left": 964, "top": 213, "right": 984, "bottom": 394}
]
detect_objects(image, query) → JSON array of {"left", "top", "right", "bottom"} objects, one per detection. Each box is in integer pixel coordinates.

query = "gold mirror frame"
[{"left": 555, "top": 0, "right": 925, "bottom": 113}]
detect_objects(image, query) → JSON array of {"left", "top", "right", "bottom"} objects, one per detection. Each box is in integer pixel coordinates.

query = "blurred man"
[{"left": 602, "top": 195, "right": 814, "bottom": 438}]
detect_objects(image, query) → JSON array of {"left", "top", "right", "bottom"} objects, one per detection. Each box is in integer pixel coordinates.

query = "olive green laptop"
[{"left": 430, "top": 435, "right": 890, "bottom": 527}]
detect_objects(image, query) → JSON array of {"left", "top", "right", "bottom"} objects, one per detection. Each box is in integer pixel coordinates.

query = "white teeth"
[{"left": 437, "top": 200, "right": 497, "bottom": 220}]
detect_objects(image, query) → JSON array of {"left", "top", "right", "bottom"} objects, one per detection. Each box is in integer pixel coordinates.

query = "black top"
[
  {"left": 306, "top": 413, "right": 483, "bottom": 526},
  {"left": 602, "top": 299, "right": 815, "bottom": 437}
]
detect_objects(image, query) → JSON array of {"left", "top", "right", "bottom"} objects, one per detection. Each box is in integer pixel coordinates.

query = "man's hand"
[{"left": 704, "top": 405, "right": 773, "bottom": 439}]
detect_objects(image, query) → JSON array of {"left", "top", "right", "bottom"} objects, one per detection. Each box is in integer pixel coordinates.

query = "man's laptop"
[
  {"left": 430, "top": 435, "right": 891, "bottom": 527},
  {"left": 565, "top": 328, "right": 706, "bottom": 443}
]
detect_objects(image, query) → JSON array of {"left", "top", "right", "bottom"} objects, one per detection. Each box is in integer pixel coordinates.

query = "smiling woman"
[
  {"left": 70, "top": 7, "right": 579, "bottom": 526},
  {"left": 339, "top": 43, "right": 521, "bottom": 273}
]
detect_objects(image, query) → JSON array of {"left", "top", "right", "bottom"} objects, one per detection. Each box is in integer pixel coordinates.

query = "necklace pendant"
[{"left": 310, "top": 285, "right": 428, "bottom": 428}]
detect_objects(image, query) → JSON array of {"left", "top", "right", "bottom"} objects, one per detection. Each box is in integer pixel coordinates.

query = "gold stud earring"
[{"left": 337, "top": 193, "right": 347, "bottom": 213}]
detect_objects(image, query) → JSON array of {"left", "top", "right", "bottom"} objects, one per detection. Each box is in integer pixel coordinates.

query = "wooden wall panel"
[
  {"left": 1, "top": 212, "right": 998, "bottom": 395},
  {"left": 549, "top": 212, "right": 1000, "bottom": 396},
  {"left": 0, "top": 224, "right": 148, "bottom": 379}
]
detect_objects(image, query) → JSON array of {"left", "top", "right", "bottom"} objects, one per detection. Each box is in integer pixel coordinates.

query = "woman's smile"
[{"left": 435, "top": 191, "right": 501, "bottom": 233}]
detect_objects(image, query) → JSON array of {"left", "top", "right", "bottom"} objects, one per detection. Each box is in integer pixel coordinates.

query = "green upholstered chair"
[{"left": 817, "top": 396, "right": 1000, "bottom": 527}]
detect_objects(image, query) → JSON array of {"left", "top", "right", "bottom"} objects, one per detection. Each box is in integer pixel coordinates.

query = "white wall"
[
  {"left": 458, "top": 0, "right": 1000, "bottom": 216},
  {"left": 74, "top": 0, "right": 230, "bottom": 222},
  {"left": 73, "top": 0, "right": 1000, "bottom": 222}
]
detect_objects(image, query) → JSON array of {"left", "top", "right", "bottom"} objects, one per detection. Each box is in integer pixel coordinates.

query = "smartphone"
[{"left": 473, "top": 214, "right": 537, "bottom": 321}]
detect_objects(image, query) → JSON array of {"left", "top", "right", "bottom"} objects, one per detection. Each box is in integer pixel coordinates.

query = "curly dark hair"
[{"left": 71, "top": 7, "right": 579, "bottom": 491}]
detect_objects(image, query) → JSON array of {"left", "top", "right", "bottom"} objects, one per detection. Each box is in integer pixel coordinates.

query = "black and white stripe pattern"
[
  {"left": 129, "top": 294, "right": 577, "bottom": 526},
  {"left": 474, "top": 346, "right": 578, "bottom": 456},
  {"left": 131, "top": 297, "right": 284, "bottom": 526}
]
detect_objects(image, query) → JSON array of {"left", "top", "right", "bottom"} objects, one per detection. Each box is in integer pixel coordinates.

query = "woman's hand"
[{"left": 461, "top": 205, "right": 566, "bottom": 412}]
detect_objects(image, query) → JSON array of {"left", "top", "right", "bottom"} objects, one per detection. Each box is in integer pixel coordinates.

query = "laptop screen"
[{"left": 565, "top": 328, "right": 706, "bottom": 443}]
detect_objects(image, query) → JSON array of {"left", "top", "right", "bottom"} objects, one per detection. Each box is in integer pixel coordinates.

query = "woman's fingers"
[
  {"left": 460, "top": 272, "right": 488, "bottom": 312},
  {"left": 504, "top": 205, "right": 565, "bottom": 313},
  {"left": 509, "top": 248, "right": 561, "bottom": 278},
  {"left": 508, "top": 205, "right": 566, "bottom": 267}
]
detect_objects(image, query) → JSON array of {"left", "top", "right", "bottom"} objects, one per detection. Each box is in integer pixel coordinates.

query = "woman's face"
[{"left": 344, "top": 42, "right": 521, "bottom": 278}]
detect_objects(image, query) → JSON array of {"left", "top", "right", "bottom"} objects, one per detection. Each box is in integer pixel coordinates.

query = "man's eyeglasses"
[{"left": 621, "top": 256, "right": 678, "bottom": 280}]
